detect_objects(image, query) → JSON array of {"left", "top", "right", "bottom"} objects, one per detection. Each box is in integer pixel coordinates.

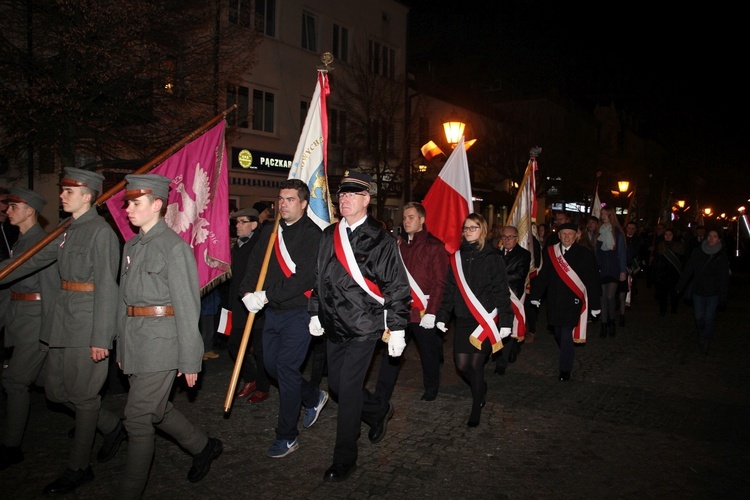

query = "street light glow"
[
  {"left": 618, "top": 181, "right": 629, "bottom": 193},
  {"left": 443, "top": 121, "right": 465, "bottom": 148}
]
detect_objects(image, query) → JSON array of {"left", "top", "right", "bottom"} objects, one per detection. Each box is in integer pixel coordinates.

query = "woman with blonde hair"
[
  {"left": 436, "top": 214, "right": 513, "bottom": 427},
  {"left": 595, "top": 206, "right": 627, "bottom": 337}
]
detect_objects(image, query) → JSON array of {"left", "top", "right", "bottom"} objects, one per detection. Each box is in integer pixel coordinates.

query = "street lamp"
[
  {"left": 677, "top": 200, "right": 685, "bottom": 208},
  {"left": 618, "top": 180, "right": 630, "bottom": 193},
  {"left": 420, "top": 120, "right": 476, "bottom": 160},
  {"left": 443, "top": 121, "right": 465, "bottom": 148},
  {"left": 704, "top": 207, "right": 712, "bottom": 217}
]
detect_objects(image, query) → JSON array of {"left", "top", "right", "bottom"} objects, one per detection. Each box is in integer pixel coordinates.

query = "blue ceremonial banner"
[{"left": 288, "top": 71, "right": 332, "bottom": 230}]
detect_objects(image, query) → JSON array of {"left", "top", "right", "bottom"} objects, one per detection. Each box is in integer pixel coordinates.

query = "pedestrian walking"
[{"left": 308, "top": 171, "right": 411, "bottom": 482}]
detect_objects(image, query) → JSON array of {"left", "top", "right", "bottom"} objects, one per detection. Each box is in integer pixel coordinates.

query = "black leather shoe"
[
  {"left": 97, "top": 420, "right": 127, "bottom": 463},
  {"left": 188, "top": 438, "right": 223, "bottom": 483},
  {"left": 43, "top": 467, "right": 94, "bottom": 496},
  {"left": 558, "top": 371, "right": 571, "bottom": 381},
  {"left": 0, "top": 445, "right": 24, "bottom": 470},
  {"left": 420, "top": 391, "right": 437, "bottom": 401},
  {"left": 368, "top": 402, "right": 394, "bottom": 444},
  {"left": 323, "top": 462, "right": 357, "bottom": 482},
  {"left": 494, "top": 364, "right": 506, "bottom": 375}
]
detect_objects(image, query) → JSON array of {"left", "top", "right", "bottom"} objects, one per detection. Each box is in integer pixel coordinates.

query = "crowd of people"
[{"left": 0, "top": 171, "right": 737, "bottom": 495}]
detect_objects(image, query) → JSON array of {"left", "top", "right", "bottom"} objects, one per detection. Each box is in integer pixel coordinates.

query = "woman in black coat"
[{"left": 436, "top": 214, "right": 513, "bottom": 427}]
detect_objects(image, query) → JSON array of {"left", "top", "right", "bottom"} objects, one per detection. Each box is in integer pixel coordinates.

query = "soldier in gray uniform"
[
  {"left": 0, "top": 168, "right": 124, "bottom": 495},
  {"left": 116, "top": 174, "right": 222, "bottom": 499},
  {"left": 0, "top": 188, "right": 60, "bottom": 470}
]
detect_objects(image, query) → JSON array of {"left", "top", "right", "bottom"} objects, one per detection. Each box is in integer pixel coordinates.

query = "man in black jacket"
[
  {"left": 309, "top": 171, "right": 411, "bottom": 483},
  {"left": 494, "top": 225, "right": 531, "bottom": 375},
  {"left": 240, "top": 180, "right": 327, "bottom": 459},
  {"left": 530, "top": 223, "right": 601, "bottom": 381},
  {"left": 228, "top": 208, "right": 271, "bottom": 403}
]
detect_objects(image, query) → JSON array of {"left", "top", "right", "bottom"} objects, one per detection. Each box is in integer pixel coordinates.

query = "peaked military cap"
[
  {"left": 60, "top": 167, "right": 105, "bottom": 193},
  {"left": 7, "top": 187, "right": 48, "bottom": 213},
  {"left": 337, "top": 170, "right": 372, "bottom": 194},
  {"left": 123, "top": 174, "right": 171, "bottom": 201}
]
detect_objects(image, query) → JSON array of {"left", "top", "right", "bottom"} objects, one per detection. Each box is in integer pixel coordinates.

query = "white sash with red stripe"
[
  {"left": 450, "top": 252, "right": 503, "bottom": 353},
  {"left": 274, "top": 225, "right": 312, "bottom": 298},
  {"left": 509, "top": 288, "right": 526, "bottom": 339},
  {"left": 333, "top": 221, "right": 384, "bottom": 305},
  {"left": 398, "top": 249, "right": 428, "bottom": 314},
  {"left": 548, "top": 244, "right": 589, "bottom": 342}
]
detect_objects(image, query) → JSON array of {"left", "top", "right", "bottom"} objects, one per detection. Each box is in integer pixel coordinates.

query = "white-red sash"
[
  {"left": 333, "top": 221, "right": 384, "bottom": 305},
  {"left": 548, "top": 244, "right": 588, "bottom": 342},
  {"left": 509, "top": 288, "right": 526, "bottom": 339},
  {"left": 450, "top": 252, "right": 503, "bottom": 353},
  {"left": 274, "top": 226, "right": 312, "bottom": 298},
  {"left": 399, "top": 249, "right": 428, "bottom": 314}
]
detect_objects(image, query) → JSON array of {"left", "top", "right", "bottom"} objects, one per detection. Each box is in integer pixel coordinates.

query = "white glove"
[
  {"left": 531, "top": 300, "right": 541, "bottom": 307},
  {"left": 591, "top": 309, "right": 601, "bottom": 318},
  {"left": 242, "top": 290, "right": 267, "bottom": 313},
  {"left": 499, "top": 327, "right": 512, "bottom": 339},
  {"left": 309, "top": 315, "right": 325, "bottom": 336},
  {"left": 419, "top": 313, "right": 436, "bottom": 329},
  {"left": 436, "top": 322, "right": 448, "bottom": 333},
  {"left": 387, "top": 330, "right": 406, "bottom": 357}
]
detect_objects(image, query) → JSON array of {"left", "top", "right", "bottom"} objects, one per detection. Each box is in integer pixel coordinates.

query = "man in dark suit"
[
  {"left": 228, "top": 208, "right": 271, "bottom": 402},
  {"left": 494, "top": 225, "right": 531, "bottom": 375},
  {"left": 530, "top": 222, "right": 601, "bottom": 381}
]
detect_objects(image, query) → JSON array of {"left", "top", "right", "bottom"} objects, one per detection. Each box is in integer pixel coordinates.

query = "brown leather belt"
[
  {"left": 61, "top": 280, "right": 94, "bottom": 292},
  {"left": 11, "top": 292, "right": 41, "bottom": 301},
  {"left": 127, "top": 306, "right": 174, "bottom": 317}
]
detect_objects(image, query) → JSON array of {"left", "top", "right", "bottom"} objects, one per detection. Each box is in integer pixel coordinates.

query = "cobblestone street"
[{"left": 2, "top": 272, "right": 748, "bottom": 499}]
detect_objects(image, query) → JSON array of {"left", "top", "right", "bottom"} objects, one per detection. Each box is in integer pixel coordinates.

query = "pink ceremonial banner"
[{"left": 106, "top": 121, "right": 231, "bottom": 292}]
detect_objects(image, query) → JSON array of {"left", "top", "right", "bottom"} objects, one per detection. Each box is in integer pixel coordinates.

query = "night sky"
[{"left": 406, "top": 0, "right": 746, "bottom": 215}]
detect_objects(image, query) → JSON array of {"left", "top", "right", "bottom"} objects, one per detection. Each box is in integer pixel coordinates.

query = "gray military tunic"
[
  {"left": 115, "top": 218, "right": 207, "bottom": 499},
  {"left": 0, "top": 206, "right": 121, "bottom": 469},
  {"left": 1, "top": 223, "right": 60, "bottom": 447},
  {"left": 117, "top": 218, "right": 203, "bottom": 374}
]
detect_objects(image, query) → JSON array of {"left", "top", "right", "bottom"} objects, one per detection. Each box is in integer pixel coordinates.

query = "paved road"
[{"left": 2, "top": 272, "right": 748, "bottom": 499}]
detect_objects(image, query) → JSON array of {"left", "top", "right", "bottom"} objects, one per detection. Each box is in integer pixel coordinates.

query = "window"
[
  {"left": 229, "top": 0, "right": 250, "bottom": 27},
  {"left": 369, "top": 119, "right": 394, "bottom": 153},
  {"left": 332, "top": 24, "right": 349, "bottom": 62},
  {"left": 253, "top": 89, "right": 275, "bottom": 133},
  {"left": 329, "top": 108, "right": 347, "bottom": 145},
  {"left": 302, "top": 11, "right": 317, "bottom": 52},
  {"left": 368, "top": 39, "right": 396, "bottom": 78},
  {"left": 255, "top": 0, "right": 275, "bottom": 37},
  {"left": 226, "top": 85, "right": 250, "bottom": 128},
  {"left": 229, "top": 0, "right": 275, "bottom": 37}
]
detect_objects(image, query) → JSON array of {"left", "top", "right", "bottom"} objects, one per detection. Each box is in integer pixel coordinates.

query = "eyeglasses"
[
  {"left": 337, "top": 192, "right": 367, "bottom": 200},
  {"left": 462, "top": 226, "right": 480, "bottom": 233},
  {"left": 501, "top": 235, "right": 518, "bottom": 239}
]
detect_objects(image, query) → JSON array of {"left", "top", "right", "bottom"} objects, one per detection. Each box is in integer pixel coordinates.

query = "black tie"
[{"left": 346, "top": 227, "right": 352, "bottom": 238}]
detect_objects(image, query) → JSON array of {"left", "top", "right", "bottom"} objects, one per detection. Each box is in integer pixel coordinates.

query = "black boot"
[
  {"left": 608, "top": 319, "right": 616, "bottom": 337},
  {"left": 599, "top": 321, "right": 608, "bottom": 338},
  {"left": 619, "top": 315, "right": 625, "bottom": 327}
]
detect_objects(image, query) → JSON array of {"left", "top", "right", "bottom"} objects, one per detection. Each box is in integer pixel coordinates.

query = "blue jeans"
[
  {"left": 692, "top": 294, "right": 719, "bottom": 346},
  {"left": 262, "top": 308, "right": 317, "bottom": 440}
]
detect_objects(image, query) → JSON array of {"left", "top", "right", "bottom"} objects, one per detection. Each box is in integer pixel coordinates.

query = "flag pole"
[
  {"left": 0, "top": 105, "right": 237, "bottom": 282},
  {"left": 590, "top": 171, "right": 602, "bottom": 215},
  {"left": 224, "top": 211, "right": 281, "bottom": 413}
]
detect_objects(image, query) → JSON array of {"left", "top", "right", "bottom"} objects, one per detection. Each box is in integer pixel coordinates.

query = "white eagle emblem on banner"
[{"left": 165, "top": 164, "right": 211, "bottom": 247}]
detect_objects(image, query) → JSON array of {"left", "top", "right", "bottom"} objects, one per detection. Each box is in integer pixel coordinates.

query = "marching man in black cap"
[
  {"left": 0, "top": 168, "right": 124, "bottom": 495},
  {"left": 0, "top": 188, "right": 60, "bottom": 471},
  {"left": 309, "top": 171, "right": 411, "bottom": 482},
  {"left": 115, "top": 174, "right": 222, "bottom": 498},
  {"left": 530, "top": 222, "right": 601, "bottom": 381}
]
